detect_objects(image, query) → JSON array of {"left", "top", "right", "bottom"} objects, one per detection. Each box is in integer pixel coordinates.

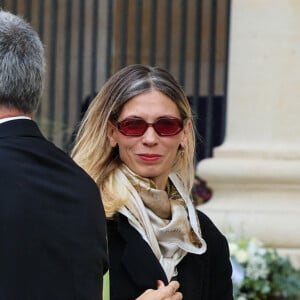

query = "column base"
[{"left": 196, "top": 157, "right": 300, "bottom": 253}]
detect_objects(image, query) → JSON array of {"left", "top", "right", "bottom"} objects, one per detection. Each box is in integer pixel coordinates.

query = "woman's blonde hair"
[{"left": 71, "top": 64, "right": 196, "bottom": 216}]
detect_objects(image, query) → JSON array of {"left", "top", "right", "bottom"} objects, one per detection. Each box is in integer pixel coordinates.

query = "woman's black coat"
[{"left": 107, "top": 210, "right": 233, "bottom": 300}]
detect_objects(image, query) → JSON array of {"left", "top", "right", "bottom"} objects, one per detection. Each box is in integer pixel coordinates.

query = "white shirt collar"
[{"left": 0, "top": 116, "right": 31, "bottom": 124}]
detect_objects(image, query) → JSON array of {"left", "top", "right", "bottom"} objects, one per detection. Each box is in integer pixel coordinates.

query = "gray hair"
[{"left": 0, "top": 11, "right": 45, "bottom": 113}]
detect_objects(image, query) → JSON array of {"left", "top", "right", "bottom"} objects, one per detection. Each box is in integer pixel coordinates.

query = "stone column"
[{"left": 197, "top": 0, "right": 300, "bottom": 263}]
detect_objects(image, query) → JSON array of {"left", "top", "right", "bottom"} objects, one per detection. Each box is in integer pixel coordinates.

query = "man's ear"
[{"left": 107, "top": 121, "right": 118, "bottom": 147}]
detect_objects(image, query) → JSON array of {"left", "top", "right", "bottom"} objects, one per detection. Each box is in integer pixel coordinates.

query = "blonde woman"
[{"left": 72, "top": 64, "right": 233, "bottom": 300}]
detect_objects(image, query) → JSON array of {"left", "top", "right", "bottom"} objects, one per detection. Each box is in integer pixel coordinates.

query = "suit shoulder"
[
  {"left": 196, "top": 209, "right": 216, "bottom": 228},
  {"left": 196, "top": 208, "right": 228, "bottom": 243},
  {"left": 43, "top": 141, "right": 99, "bottom": 188}
]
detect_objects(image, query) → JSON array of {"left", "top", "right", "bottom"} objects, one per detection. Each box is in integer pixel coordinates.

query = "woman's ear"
[
  {"left": 180, "top": 119, "right": 192, "bottom": 148},
  {"left": 107, "top": 121, "right": 118, "bottom": 147}
]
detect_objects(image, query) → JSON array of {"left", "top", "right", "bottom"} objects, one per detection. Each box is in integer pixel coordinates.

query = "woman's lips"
[{"left": 137, "top": 154, "right": 162, "bottom": 161}]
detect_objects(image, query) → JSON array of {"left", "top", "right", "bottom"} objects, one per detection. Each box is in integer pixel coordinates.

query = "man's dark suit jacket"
[
  {"left": 0, "top": 119, "right": 108, "bottom": 300},
  {"left": 107, "top": 210, "right": 233, "bottom": 300}
]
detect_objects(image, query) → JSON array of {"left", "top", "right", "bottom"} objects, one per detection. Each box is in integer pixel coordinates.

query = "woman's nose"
[{"left": 141, "top": 126, "right": 159, "bottom": 144}]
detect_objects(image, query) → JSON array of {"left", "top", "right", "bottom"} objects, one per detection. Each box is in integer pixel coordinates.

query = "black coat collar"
[{"left": 0, "top": 119, "right": 44, "bottom": 139}]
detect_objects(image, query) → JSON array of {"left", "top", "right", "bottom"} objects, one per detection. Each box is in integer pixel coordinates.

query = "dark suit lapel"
[
  {"left": 118, "top": 215, "right": 168, "bottom": 288},
  {"left": 177, "top": 252, "right": 206, "bottom": 296}
]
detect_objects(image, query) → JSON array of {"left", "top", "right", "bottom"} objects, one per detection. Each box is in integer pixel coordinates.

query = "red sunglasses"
[{"left": 115, "top": 117, "right": 185, "bottom": 136}]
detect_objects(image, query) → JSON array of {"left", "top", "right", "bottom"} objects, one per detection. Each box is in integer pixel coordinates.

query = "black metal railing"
[{"left": 0, "top": 0, "right": 231, "bottom": 161}]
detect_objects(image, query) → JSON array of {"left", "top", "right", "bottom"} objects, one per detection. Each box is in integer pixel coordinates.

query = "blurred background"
[{"left": 0, "top": 0, "right": 230, "bottom": 162}]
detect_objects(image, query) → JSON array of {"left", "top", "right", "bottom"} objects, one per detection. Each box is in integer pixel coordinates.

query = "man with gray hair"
[{"left": 0, "top": 10, "right": 108, "bottom": 299}]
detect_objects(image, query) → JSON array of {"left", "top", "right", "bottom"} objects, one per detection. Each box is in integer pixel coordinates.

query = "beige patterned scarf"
[{"left": 117, "top": 165, "right": 207, "bottom": 281}]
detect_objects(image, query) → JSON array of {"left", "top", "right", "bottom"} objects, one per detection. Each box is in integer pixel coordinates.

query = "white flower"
[
  {"left": 226, "top": 232, "right": 300, "bottom": 299},
  {"left": 246, "top": 254, "right": 269, "bottom": 280},
  {"left": 229, "top": 242, "right": 239, "bottom": 256},
  {"left": 235, "top": 249, "right": 249, "bottom": 264},
  {"left": 247, "top": 238, "right": 261, "bottom": 255},
  {"left": 257, "top": 247, "right": 267, "bottom": 256}
]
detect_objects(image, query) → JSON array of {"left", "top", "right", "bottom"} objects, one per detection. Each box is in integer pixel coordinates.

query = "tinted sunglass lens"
[
  {"left": 118, "top": 119, "right": 147, "bottom": 136},
  {"left": 154, "top": 118, "right": 182, "bottom": 135}
]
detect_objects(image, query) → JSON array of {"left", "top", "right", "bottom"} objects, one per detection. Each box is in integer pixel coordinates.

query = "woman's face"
[{"left": 107, "top": 90, "right": 190, "bottom": 190}]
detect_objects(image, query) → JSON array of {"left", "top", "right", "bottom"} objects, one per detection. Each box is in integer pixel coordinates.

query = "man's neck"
[{"left": 0, "top": 107, "right": 31, "bottom": 119}]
